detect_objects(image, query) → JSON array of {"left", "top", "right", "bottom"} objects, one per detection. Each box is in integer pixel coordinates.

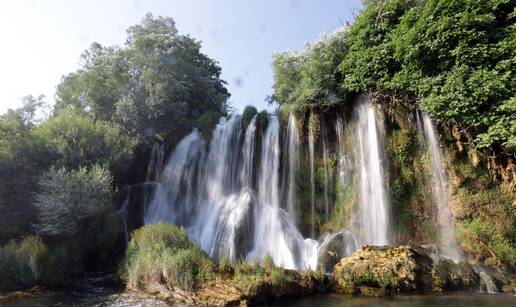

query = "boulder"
[
  {"left": 431, "top": 259, "right": 479, "bottom": 291},
  {"left": 333, "top": 245, "right": 482, "bottom": 296},
  {"left": 333, "top": 245, "right": 434, "bottom": 295}
]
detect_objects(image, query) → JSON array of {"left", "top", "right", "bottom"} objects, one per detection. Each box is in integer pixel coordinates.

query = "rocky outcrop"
[{"left": 333, "top": 245, "right": 483, "bottom": 296}]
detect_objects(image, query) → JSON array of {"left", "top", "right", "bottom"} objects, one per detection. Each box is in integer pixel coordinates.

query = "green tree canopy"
[
  {"left": 273, "top": 0, "right": 515, "bottom": 153},
  {"left": 56, "top": 13, "right": 231, "bottom": 139},
  {"left": 34, "top": 109, "right": 136, "bottom": 174},
  {"left": 272, "top": 29, "right": 347, "bottom": 112}
]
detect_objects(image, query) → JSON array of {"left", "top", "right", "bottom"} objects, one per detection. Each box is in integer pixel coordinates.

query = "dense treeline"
[
  {"left": 273, "top": 0, "right": 515, "bottom": 153},
  {"left": 0, "top": 13, "right": 230, "bottom": 290}
]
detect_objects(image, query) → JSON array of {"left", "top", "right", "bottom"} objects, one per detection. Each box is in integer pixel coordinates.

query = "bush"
[
  {"left": 33, "top": 164, "right": 124, "bottom": 273},
  {"left": 34, "top": 109, "right": 136, "bottom": 176},
  {"left": 0, "top": 236, "right": 64, "bottom": 292},
  {"left": 34, "top": 165, "right": 113, "bottom": 236},
  {"left": 125, "top": 223, "right": 214, "bottom": 291}
]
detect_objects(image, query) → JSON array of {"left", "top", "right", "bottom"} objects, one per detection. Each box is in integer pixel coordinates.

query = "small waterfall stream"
[
  {"left": 335, "top": 117, "right": 349, "bottom": 187},
  {"left": 417, "top": 112, "right": 461, "bottom": 261},
  {"left": 146, "top": 142, "right": 164, "bottom": 182},
  {"left": 308, "top": 115, "right": 316, "bottom": 238},
  {"left": 285, "top": 113, "right": 300, "bottom": 223},
  {"left": 353, "top": 98, "right": 391, "bottom": 246},
  {"left": 322, "top": 124, "right": 330, "bottom": 219}
]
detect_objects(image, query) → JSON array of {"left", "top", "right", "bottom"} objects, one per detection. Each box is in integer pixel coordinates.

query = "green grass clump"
[
  {"left": 125, "top": 223, "right": 214, "bottom": 291},
  {"left": 232, "top": 258, "right": 323, "bottom": 298},
  {"left": 0, "top": 235, "right": 64, "bottom": 292}
]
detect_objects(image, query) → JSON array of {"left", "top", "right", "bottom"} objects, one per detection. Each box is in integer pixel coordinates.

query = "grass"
[
  {"left": 0, "top": 235, "right": 64, "bottom": 292},
  {"left": 125, "top": 223, "right": 214, "bottom": 291}
]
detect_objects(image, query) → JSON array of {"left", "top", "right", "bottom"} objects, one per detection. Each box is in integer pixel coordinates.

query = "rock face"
[
  {"left": 333, "top": 245, "right": 481, "bottom": 296},
  {"left": 117, "top": 182, "right": 157, "bottom": 234}
]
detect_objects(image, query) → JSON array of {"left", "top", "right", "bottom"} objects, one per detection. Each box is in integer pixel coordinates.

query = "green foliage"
[
  {"left": 216, "top": 257, "right": 234, "bottom": 276},
  {"left": 0, "top": 101, "right": 56, "bottom": 243},
  {"left": 242, "top": 105, "right": 258, "bottom": 128},
  {"left": 0, "top": 236, "right": 64, "bottom": 292},
  {"left": 233, "top": 261, "right": 299, "bottom": 297},
  {"left": 273, "top": 0, "right": 516, "bottom": 152},
  {"left": 34, "top": 109, "right": 136, "bottom": 174},
  {"left": 388, "top": 126, "right": 428, "bottom": 239},
  {"left": 34, "top": 165, "right": 113, "bottom": 236},
  {"left": 458, "top": 219, "right": 515, "bottom": 267},
  {"left": 272, "top": 29, "right": 347, "bottom": 112},
  {"left": 56, "top": 13, "right": 230, "bottom": 139},
  {"left": 447, "top": 145, "right": 515, "bottom": 267},
  {"left": 125, "top": 223, "right": 214, "bottom": 291},
  {"left": 345, "top": 0, "right": 516, "bottom": 152}
]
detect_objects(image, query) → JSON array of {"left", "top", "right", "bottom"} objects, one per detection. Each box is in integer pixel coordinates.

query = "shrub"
[
  {"left": 34, "top": 165, "right": 113, "bottom": 236},
  {"left": 0, "top": 236, "right": 64, "bottom": 292},
  {"left": 125, "top": 223, "right": 214, "bottom": 291}
]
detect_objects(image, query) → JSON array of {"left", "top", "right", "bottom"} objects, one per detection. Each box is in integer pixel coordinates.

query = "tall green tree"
[{"left": 56, "top": 13, "right": 231, "bottom": 139}]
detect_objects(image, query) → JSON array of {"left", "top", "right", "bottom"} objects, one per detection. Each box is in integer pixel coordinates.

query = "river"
[{"left": 2, "top": 273, "right": 514, "bottom": 307}]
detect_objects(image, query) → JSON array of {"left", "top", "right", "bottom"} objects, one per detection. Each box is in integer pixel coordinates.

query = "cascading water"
[
  {"left": 308, "top": 115, "right": 316, "bottom": 238},
  {"left": 146, "top": 142, "right": 164, "bottom": 182},
  {"left": 353, "top": 98, "right": 391, "bottom": 246},
  {"left": 285, "top": 113, "right": 300, "bottom": 223},
  {"left": 418, "top": 112, "right": 461, "bottom": 261},
  {"left": 146, "top": 115, "right": 318, "bottom": 269},
  {"left": 239, "top": 115, "right": 257, "bottom": 188},
  {"left": 335, "top": 117, "right": 350, "bottom": 186},
  {"left": 248, "top": 116, "right": 318, "bottom": 269},
  {"left": 322, "top": 125, "right": 330, "bottom": 219},
  {"left": 145, "top": 130, "right": 206, "bottom": 225}
]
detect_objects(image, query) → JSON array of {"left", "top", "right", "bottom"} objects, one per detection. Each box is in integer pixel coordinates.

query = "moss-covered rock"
[
  {"left": 333, "top": 245, "right": 434, "bottom": 295},
  {"left": 333, "top": 245, "right": 485, "bottom": 296}
]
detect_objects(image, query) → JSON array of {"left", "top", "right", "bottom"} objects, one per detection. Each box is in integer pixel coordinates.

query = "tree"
[
  {"left": 34, "top": 109, "right": 136, "bottom": 173},
  {"left": 0, "top": 100, "right": 55, "bottom": 243},
  {"left": 272, "top": 29, "right": 347, "bottom": 112},
  {"left": 55, "top": 13, "right": 231, "bottom": 140}
]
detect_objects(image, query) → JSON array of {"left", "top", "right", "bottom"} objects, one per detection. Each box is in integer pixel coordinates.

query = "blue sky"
[{"left": 0, "top": 0, "right": 362, "bottom": 114}]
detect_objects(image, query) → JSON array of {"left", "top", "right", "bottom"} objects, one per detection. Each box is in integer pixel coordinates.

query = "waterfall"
[
  {"left": 146, "top": 114, "right": 318, "bottom": 269},
  {"left": 285, "top": 113, "right": 300, "bottom": 223},
  {"left": 353, "top": 98, "right": 391, "bottom": 246},
  {"left": 418, "top": 112, "right": 461, "bottom": 261},
  {"left": 145, "top": 129, "right": 206, "bottom": 225},
  {"left": 248, "top": 116, "right": 317, "bottom": 268},
  {"left": 308, "top": 115, "right": 316, "bottom": 238},
  {"left": 335, "top": 117, "right": 349, "bottom": 187},
  {"left": 120, "top": 187, "right": 131, "bottom": 245},
  {"left": 146, "top": 142, "right": 164, "bottom": 182},
  {"left": 322, "top": 126, "right": 330, "bottom": 219},
  {"left": 239, "top": 115, "right": 257, "bottom": 188}
]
